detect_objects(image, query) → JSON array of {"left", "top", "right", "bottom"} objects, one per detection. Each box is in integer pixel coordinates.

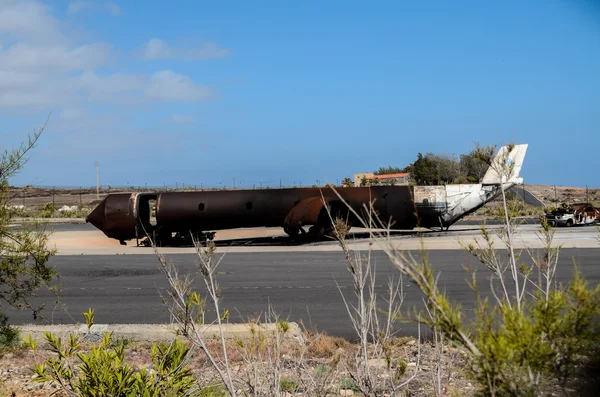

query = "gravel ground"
[{"left": 0, "top": 333, "right": 476, "bottom": 397}]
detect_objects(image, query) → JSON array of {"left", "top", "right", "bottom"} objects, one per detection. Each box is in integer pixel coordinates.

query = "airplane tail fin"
[{"left": 481, "top": 143, "right": 528, "bottom": 185}]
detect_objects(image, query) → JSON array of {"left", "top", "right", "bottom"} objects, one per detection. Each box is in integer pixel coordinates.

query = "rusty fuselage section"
[{"left": 86, "top": 186, "right": 448, "bottom": 244}]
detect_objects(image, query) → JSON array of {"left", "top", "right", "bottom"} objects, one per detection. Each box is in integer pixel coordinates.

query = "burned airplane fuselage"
[
  {"left": 87, "top": 186, "right": 421, "bottom": 244},
  {"left": 86, "top": 144, "right": 529, "bottom": 245}
]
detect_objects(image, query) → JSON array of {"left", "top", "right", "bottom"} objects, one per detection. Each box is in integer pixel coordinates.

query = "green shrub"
[
  {"left": 39, "top": 202, "right": 56, "bottom": 218},
  {"left": 314, "top": 363, "right": 327, "bottom": 376},
  {"left": 460, "top": 268, "right": 600, "bottom": 396},
  {"left": 280, "top": 377, "right": 299, "bottom": 393},
  {"left": 276, "top": 320, "right": 289, "bottom": 333},
  {"left": 396, "top": 358, "right": 408, "bottom": 377},
  {"left": 338, "top": 377, "right": 360, "bottom": 392},
  {"left": 0, "top": 313, "right": 20, "bottom": 349},
  {"left": 197, "top": 385, "right": 228, "bottom": 397},
  {"left": 28, "top": 326, "right": 198, "bottom": 396}
]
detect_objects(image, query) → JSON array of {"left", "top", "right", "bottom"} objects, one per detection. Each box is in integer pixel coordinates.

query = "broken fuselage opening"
[{"left": 135, "top": 193, "right": 158, "bottom": 238}]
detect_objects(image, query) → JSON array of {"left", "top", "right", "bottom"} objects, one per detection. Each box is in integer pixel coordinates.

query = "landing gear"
[
  {"left": 309, "top": 206, "right": 353, "bottom": 241},
  {"left": 284, "top": 226, "right": 307, "bottom": 239}
]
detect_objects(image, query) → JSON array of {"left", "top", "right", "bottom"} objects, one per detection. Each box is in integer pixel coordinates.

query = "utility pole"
[
  {"left": 554, "top": 185, "right": 557, "bottom": 203},
  {"left": 586, "top": 185, "right": 589, "bottom": 202},
  {"left": 233, "top": 178, "right": 236, "bottom": 189},
  {"left": 95, "top": 161, "right": 99, "bottom": 201},
  {"left": 280, "top": 178, "right": 282, "bottom": 188}
]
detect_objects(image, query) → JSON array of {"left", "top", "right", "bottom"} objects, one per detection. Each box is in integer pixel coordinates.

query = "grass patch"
[
  {"left": 198, "top": 385, "right": 228, "bottom": 397},
  {"left": 338, "top": 377, "right": 360, "bottom": 392},
  {"left": 280, "top": 377, "right": 299, "bottom": 393},
  {"left": 307, "top": 333, "right": 353, "bottom": 357}
]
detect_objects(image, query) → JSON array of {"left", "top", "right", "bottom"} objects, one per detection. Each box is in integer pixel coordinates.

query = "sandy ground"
[{"left": 45, "top": 224, "right": 600, "bottom": 255}]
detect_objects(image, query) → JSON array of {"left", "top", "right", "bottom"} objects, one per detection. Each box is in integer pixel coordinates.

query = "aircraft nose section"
[{"left": 86, "top": 197, "right": 106, "bottom": 232}]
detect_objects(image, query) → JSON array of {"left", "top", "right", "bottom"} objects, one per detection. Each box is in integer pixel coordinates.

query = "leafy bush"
[
  {"left": 0, "top": 313, "right": 20, "bottom": 349},
  {"left": 39, "top": 202, "right": 56, "bottom": 218},
  {"left": 462, "top": 268, "right": 600, "bottom": 395},
  {"left": 1, "top": 120, "right": 58, "bottom": 345},
  {"left": 338, "top": 376, "right": 360, "bottom": 392},
  {"left": 28, "top": 325, "right": 198, "bottom": 396}
]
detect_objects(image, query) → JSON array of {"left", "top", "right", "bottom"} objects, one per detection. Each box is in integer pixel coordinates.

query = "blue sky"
[{"left": 3, "top": 0, "right": 599, "bottom": 188}]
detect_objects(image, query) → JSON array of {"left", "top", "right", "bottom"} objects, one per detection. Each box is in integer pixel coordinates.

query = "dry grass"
[
  {"left": 305, "top": 333, "right": 354, "bottom": 358},
  {"left": 0, "top": 328, "right": 478, "bottom": 396}
]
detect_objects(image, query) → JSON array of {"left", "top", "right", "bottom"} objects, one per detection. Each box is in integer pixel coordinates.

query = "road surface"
[{"left": 8, "top": 248, "right": 599, "bottom": 340}]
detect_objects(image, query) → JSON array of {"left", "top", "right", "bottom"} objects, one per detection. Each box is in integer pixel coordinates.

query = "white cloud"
[
  {"left": 59, "top": 108, "right": 86, "bottom": 120},
  {"left": 0, "top": 0, "right": 64, "bottom": 44},
  {"left": 145, "top": 70, "right": 212, "bottom": 101},
  {"left": 0, "top": 70, "right": 43, "bottom": 90},
  {"left": 142, "top": 38, "right": 229, "bottom": 60},
  {"left": 0, "top": 42, "right": 114, "bottom": 71},
  {"left": 0, "top": 1, "right": 215, "bottom": 110},
  {"left": 78, "top": 71, "right": 145, "bottom": 94},
  {"left": 171, "top": 114, "right": 197, "bottom": 124},
  {"left": 67, "top": 1, "right": 120, "bottom": 16}
]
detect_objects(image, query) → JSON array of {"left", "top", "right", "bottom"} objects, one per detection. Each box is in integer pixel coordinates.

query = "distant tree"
[
  {"left": 0, "top": 116, "right": 57, "bottom": 345},
  {"left": 429, "top": 153, "right": 460, "bottom": 184},
  {"left": 341, "top": 177, "right": 353, "bottom": 187},
  {"left": 410, "top": 153, "right": 438, "bottom": 185},
  {"left": 459, "top": 149, "right": 489, "bottom": 183},
  {"left": 397, "top": 144, "right": 495, "bottom": 185},
  {"left": 373, "top": 166, "right": 409, "bottom": 175}
]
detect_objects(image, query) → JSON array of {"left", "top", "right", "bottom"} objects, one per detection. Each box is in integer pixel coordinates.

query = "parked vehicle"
[{"left": 542, "top": 202, "right": 600, "bottom": 227}]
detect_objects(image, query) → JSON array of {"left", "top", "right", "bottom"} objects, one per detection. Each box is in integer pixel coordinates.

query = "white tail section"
[{"left": 481, "top": 144, "right": 528, "bottom": 185}]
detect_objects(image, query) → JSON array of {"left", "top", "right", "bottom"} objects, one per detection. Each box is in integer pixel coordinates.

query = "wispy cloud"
[
  {"left": 3, "top": 0, "right": 223, "bottom": 186},
  {"left": 0, "top": 0, "right": 65, "bottom": 44},
  {"left": 0, "top": 1, "right": 215, "bottom": 110},
  {"left": 145, "top": 70, "right": 213, "bottom": 101},
  {"left": 142, "top": 38, "right": 229, "bottom": 60},
  {"left": 67, "top": 1, "right": 120, "bottom": 16}
]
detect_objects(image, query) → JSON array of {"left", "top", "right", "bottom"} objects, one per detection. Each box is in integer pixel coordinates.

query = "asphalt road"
[
  {"left": 8, "top": 248, "right": 599, "bottom": 340},
  {"left": 509, "top": 186, "right": 545, "bottom": 207}
]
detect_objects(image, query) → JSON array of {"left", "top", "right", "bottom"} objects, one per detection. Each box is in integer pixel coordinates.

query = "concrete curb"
[
  {"left": 17, "top": 322, "right": 304, "bottom": 345},
  {"left": 9, "top": 217, "right": 87, "bottom": 226}
]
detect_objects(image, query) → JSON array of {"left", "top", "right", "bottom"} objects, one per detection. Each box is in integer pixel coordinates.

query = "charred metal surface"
[
  {"left": 284, "top": 196, "right": 335, "bottom": 228},
  {"left": 87, "top": 186, "right": 418, "bottom": 245},
  {"left": 85, "top": 193, "right": 137, "bottom": 243}
]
